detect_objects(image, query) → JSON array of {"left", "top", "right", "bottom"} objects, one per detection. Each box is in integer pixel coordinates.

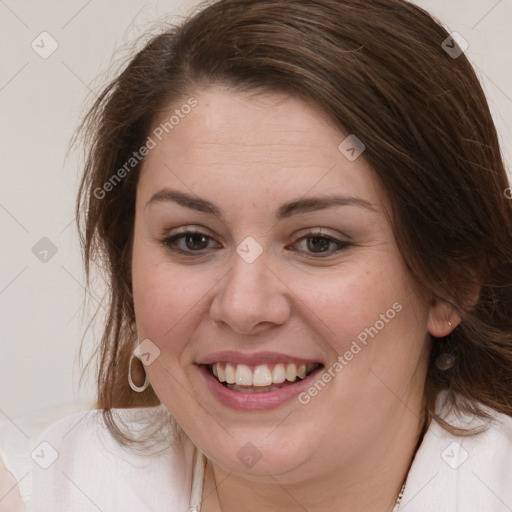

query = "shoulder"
[
  {"left": 402, "top": 393, "right": 512, "bottom": 511},
  {"left": 29, "top": 406, "right": 196, "bottom": 512}
]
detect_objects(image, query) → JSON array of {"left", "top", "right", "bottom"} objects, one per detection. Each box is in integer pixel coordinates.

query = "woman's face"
[{"left": 132, "top": 87, "right": 447, "bottom": 483}]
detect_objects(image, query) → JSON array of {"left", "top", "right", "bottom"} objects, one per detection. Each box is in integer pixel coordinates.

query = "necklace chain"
[{"left": 392, "top": 481, "right": 407, "bottom": 512}]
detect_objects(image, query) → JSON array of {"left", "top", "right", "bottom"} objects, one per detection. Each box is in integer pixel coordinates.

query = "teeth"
[
  {"left": 211, "top": 362, "right": 318, "bottom": 387},
  {"left": 285, "top": 363, "right": 297, "bottom": 382},
  {"left": 224, "top": 363, "right": 236, "bottom": 384},
  {"left": 227, "top": 384, "right": 283, "bottom": 393},
  {"left": 235, "top": 364, "right": 253, "bottom": 386},
  {"left": 253, "top": 365, "right": 273, "bottom": 386},
  {"left": 217, "top": 364, "right": 226, "bottom": 383},
  {"left": 271, "top": 364, "right": 286, "bottom": 383}
]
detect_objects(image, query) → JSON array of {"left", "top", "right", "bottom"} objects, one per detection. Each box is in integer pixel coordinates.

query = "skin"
[
  {"left": 0, "top": 457, "right": 24, "bottom": 512},
  {"left": 131, "top": 87, "right": 459, "bottom": 512}
]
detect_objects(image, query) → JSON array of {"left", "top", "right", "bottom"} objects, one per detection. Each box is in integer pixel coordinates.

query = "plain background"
[{"left": 1, "top": 0, "right": 511, "bottom": 425}]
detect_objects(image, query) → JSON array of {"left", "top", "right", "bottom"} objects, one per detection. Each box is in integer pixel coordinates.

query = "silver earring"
[
  {"left": 435, "top": 352, "right": 456, "bottom": 371},
  {"left": 128, "top": 350, "right": 149, "bottom": 392},
  {"left": 448, "top": 321, "right": 453, "bottom": 328}
]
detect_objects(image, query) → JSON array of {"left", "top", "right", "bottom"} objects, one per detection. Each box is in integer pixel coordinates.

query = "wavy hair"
[{"left": 76, "top": 0, "right": 512, "bottom": 444}]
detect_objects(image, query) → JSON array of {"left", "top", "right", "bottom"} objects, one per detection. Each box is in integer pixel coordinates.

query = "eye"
[
  {"left": 290, "top": 231, "right": 350, "bottom": 257},
  {"left": 160, "top": 229, "right": 219, "bottom": 254},
  {"left": 159, "top": 228, "right": 350, "bottom": 258}
]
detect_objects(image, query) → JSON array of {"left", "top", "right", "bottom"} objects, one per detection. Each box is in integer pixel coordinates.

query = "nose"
[{"left": 209, "top": 250, "right": 292, "bottom": 335}]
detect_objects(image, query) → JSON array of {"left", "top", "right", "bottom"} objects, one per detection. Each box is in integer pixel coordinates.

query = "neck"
[{"left": 201, "top": 404, "right": 426, "bottom": 512}]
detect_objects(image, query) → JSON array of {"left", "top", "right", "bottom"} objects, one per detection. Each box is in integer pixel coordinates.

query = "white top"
[{"left": 14, "top": 394, "right": 512, "bottom": 511}]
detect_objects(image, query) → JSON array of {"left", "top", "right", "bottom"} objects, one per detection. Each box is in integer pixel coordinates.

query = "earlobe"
[
  {"left": 427, "top": 279, "right": 479, "bottom": 338},
  {"left": 427, "top": 298, "right": 461, "bottom": 338}
]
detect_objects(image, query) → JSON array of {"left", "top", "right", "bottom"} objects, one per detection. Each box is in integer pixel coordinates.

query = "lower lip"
[{"left": 198, "top": 364, "right": 323, "bottom": 411}]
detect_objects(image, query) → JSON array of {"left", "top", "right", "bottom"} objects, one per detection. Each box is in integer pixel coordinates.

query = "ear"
[
  {"left": 427, "top": 296, "right": 460, "bottom": 337},
  {"left": 427, "top": 282, "right": 479, "bottom": 338}
]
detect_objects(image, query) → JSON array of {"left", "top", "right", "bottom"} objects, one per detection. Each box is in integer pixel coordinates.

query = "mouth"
[
  {"left": 197, "top": 353, "right": 325, "bottom": 410},
  {"left": 207, "top": 362, "right": 322, "bottom": 393}
]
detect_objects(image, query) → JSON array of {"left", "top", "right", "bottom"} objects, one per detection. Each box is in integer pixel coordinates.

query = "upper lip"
[{"left": 196, "top": 351, "right": 323, "bottom": 366}]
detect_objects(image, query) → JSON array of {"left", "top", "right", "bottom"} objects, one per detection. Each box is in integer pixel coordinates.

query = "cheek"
[
  {"left": 296, "top": 258, "right": 428, "bottom": 378},
  {"left": 133, "top": 264, "right": 203, "bottom": 341},
  {"left": 131, "top": 241, "right": 226, "bottom": 365},
  {"left": 292, "top": 264, "right": 402, "bottom": 347},
  {"left": 132, "top": 237, "right": 193, "bottom": 346},
  {"left": 294, "top": 269, "right": 429, "bottom": 436}
]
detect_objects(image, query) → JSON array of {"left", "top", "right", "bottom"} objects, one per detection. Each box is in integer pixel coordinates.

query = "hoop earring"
[{"left": 128, "top": 351, "right": 149, "bottom": 392}]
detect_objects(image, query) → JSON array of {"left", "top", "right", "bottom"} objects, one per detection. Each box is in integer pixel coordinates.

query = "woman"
[{"left": 14, "top": 0, "right": 512, "bottom": 510}]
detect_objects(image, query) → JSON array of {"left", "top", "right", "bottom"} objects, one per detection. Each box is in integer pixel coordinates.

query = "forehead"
[{"left": 137, "top": 87, "right": 383, "bottom": 210}]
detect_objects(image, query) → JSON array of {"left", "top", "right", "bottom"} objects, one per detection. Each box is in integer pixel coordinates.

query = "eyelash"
[{"left": 160, "top": 228, "right": 350, "bottom": 258}]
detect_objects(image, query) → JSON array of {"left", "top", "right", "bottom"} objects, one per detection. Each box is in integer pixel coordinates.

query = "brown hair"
[{"left": 76, "top": 0, "right": 512, "bottom": 443}]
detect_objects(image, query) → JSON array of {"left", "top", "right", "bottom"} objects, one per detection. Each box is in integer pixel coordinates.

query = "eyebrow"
[{"left": 146, "top": 188, "right": 376, "bottom": 220}]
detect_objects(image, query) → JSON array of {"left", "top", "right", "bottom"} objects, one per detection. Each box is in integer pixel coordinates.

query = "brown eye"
[
  {"left": 290, "top": 232, "right": 350, "bottom": 257},
  {"left": 161, "top": 230, "right": 219, "bottom": 254},
  {"left": 307, "top": 236, "right": 332, "bottom": 253},
  {"left": 184, "top": 233, "right": 209, "bottom": 250}
]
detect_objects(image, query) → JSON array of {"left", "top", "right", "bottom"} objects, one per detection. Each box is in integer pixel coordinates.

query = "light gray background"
[{"left": 1, "top": 0, "right": 511, "bottom": 423}]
